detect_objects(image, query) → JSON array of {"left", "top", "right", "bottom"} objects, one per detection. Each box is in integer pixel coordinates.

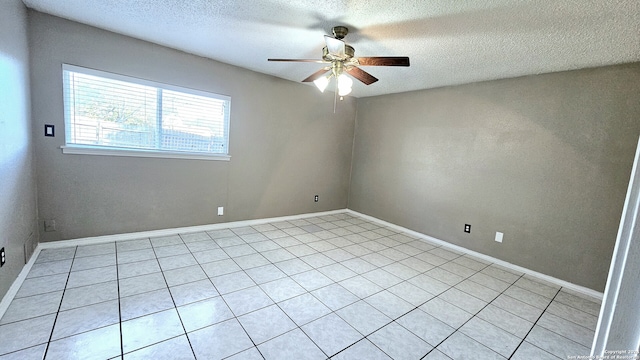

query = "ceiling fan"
[{"left": 268, "top": 26, "right": 410, "bottom": 98}]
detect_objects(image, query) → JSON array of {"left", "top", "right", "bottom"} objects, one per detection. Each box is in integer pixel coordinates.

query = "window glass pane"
[
  {"left": 66, "top": 72, "right": 158, "bottom": 149},
  {"left": 62, "top": 65, "right": 230, "bottom": 156},
  {"left": 161, "top": 89, "right": 227, "bottom": 153}
]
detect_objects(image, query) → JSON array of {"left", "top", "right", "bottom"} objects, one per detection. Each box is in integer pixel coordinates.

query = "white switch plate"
[
  {"left": 495, "top": 231, "right": 504, "bottom": 243},
  {"left": 217, "top": 206, "right": 224, "bottom": 216}
]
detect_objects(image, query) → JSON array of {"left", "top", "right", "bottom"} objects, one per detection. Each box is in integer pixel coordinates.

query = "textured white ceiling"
[{"left": 22, "top": 0, "right": 640, "bottom": 98}]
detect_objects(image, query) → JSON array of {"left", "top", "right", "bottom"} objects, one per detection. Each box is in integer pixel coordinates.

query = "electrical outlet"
[
  {"left": 314, "top": 195, "right": 319, "bottom": 202},
  {"left": 1, "top": 247, "right": 5, "bottom": 267},
  {"left": 464, "top": 224, "right": 471, "bottom": 233},
  {"left": 495, "top": 232, "right": 504, "bottom": 243},
  {"left": 217, "top": 207, "right": 224, "bottom": 216}
]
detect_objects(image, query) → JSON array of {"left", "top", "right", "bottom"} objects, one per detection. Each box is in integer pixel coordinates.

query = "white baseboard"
[
  {"left": 1, "top": 207, "right": 603, "bottom": 321},
  {"left": 0, "top": 246, "right": 42, "bottom": 321},
  {"left": 346, "top": 209, "right": 604, "bottom": 300},
  {"left": 0, "top": 209, "right": 346, "bottom": 320},
  {"left": 37, "top": 209, "right": 348, "bottom": 249}
]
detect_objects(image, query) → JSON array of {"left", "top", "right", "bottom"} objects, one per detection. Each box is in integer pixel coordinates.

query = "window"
[{"left": 62, "top": 64, "right": 230, "bottom": 160}]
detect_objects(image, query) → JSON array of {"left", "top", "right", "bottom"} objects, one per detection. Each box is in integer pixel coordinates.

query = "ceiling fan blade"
[
  {"left": 324, "top": 35, "right": 345, "bottom": 57},
  {"left": 346, "top": 67, "right": 379, "bottom": 85},
  {"left": 268, "top": 58, "right": 328, "bottom": 63},
  {"left": 357, "top": 57, "right": 410, "bottom": 66},
  {"left": 302, "top": 68, "right": 331, "bottom": 82}
]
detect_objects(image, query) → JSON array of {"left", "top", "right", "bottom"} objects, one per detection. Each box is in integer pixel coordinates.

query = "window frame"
[{"left": 61, "top": 64, "right": 231, "bottom": 161}]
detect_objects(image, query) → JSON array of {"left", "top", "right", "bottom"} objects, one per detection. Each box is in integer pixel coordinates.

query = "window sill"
[{"left": 61, "top": 145, "right": 231, "bottom": 161}]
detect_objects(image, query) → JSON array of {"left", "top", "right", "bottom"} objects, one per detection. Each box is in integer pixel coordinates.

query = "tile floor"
[{"left": 0, "top": 213, "right": 601, "bottom": 359}]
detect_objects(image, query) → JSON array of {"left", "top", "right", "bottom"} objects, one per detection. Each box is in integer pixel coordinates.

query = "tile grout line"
[
  {"left": 419, "top": 265, "right": 522, "bottom": 360},
  {"left": 225, "top": 220, "right": 385, "bottom": 358},
  {"left": 42, "top": 246, "right": 78, "bottom": 359},
  {"left": 148, "top": 237, "right": 201, "bottom": 359},
  {"left": 9, "top": 214, "right": 598, "bottom": 359},
  {"left": 175, "top": 218, "right": 437, "bottom": 357},
  {"left": 293, "top": 218, "right": 393, "bottom": 358},
  {"left": 175, "top": 233, "right": 215, "bottom": 360},
  {"left": 507, "top": 287, "right": 563, "bottom": 360},
  {"left": 184, "top": 231, "right": 268, "bottom": 359},
  {"left": 230, "top": 223, "right": 336, "bottom": 359},
  {"left": 115, "top": 242, "right": 124, "bottom": 358},
  {"left": 329, "top": 251, "right": 486, "bottom": 359}
]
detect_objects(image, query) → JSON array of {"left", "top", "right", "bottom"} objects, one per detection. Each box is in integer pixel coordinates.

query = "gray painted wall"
[
  {"left": 29, "top": 11, "right": 356, "bottom": 242},
  {"left": 0, "top": 0, "right": 39, "bottom": 298},
  {"left": 349, "top": 64, "right": 640, "bottom": 291}
]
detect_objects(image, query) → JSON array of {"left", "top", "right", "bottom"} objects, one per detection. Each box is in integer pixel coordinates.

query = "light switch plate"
[{"left": 44, "top": 124, "right": 55, "bottom": 137}]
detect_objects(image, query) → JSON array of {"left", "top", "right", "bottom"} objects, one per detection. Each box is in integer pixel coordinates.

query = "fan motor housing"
[{"left": 322, "top": 44, "right": 355, "bottom": 61}]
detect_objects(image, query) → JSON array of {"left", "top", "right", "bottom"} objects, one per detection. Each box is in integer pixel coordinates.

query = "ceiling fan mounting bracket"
[{"left": 332, "top": 26, "right": 349, "bottom": 40}]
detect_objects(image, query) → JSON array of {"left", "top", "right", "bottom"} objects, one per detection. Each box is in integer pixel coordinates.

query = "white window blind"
[{"left": 62, "top": 64, "right": 230, "bottom": 159}]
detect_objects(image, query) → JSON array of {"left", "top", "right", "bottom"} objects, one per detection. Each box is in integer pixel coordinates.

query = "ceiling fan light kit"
[{"left": 268, "top": 26, "right": 410, "bottom": 103}]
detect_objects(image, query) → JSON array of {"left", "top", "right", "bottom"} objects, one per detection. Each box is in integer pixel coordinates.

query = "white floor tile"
[
  {"left": 123, "top": 335, "right": 194, "bottom": 360},
  {"left": 188, "top": 319, "right": 253, "bottom": 359},
  {"left": 336, "top": 300, "right": 392, "bottom": 335},
  {"left": 332, "top": 339, "right": 391, "bottom": 360},
  {"left": 222, "top": 286, "right": 274, "bottom": 316},
  {"left": 0, "top": 344, "right": 47, "bottom": 360},
  {"left": 27, "top": 259, "right": 73, "bottom": 278},
  {"left": 396, "top": 308, "right": 456, "bottom": 346},
  {"left": 311, "top": 283, "right": 359, "bottom": 311},
  {"left": 121, "top": 309, "right": 184, "bottom": 353},
  {"left": 2, "top": 213, "right": 604, "bottom": 360},
  {"left": 52, "top": 300, "right": 119, "bottom": 340},
  {"left": 15, "top": 273, "right": 67, "bottom": 298},
  {"left": 47, "top": 323, "right": 121, "bottom": 360},
  {"left": 117, "top": 259, "right": 160, "bottom": 279},
  {"left": 60, "top": 281, "right": 119, "bottom": 310},
  {"left": 476, "top": 304, "right": 534, "bottom": 338},
  {"left": 368, "top": 322, "right": 432, "bottom": 360},
  {"left": 525, "top": 325, "right": 590, "bottom": 358},
  {"left": 211, "top": 271, "right": 256, "bottom": 294},
  {"left": 438, "top": 332, "right": 505, "bottom": 360},
  {"left": 237, "top": 305, "right": 296, "bottom": 344},
  {"left": 291, "top": 269, "right": 333, "bottom": 291},
  {"left": 120, "top": 288, "right": 174, "bottom": 321},
  {"left": 225, "top": 346, "right": 264, "bottom": 360},
  {"left": 459, "top": 317, "right": 521, "bottom": 357},
  {"left": 0, "top": 291, "right": 63, "bottom": 324},
  {"left": 420, "top": 297, "right": 473, "bottom": 328},
  {"left": 511, "top": 341, "right": 561, "bottom": 360},
  {"left": 169, "top": 279, "right": 219, "bottom": 306},
  {"left": 177, "top": 296, "right": 233, "bottom": 332},
  {"left": 260, "top": 277, "right": 306, "bottom": 302},
  {"left": 301, "top": 313, "right": 361, "bottom": 357},
  {"left": 0, "top": 315, "right": 55, "bottom": 355},
  {"left": 258, "top": 329, "right": 326, "bottom": 360},
  {"left": 339, "top": 275, "right": 383, "bottom": 299},
  {"left": 364, "top": 290, "right": 415, "bottom": 319}
]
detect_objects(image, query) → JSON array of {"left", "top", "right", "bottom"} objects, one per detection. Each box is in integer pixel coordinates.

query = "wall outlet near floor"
[
  {"left": 1, "top": 247, "right": 5, "bottom": 267},
  {"left": 44, "top": 219, "right": 56, "bottom": 232},
  {"left": 464, "top": 224, "right": 471, "bottom": 233},
  {"left": 217, "top": 207, "right": 224, "bottom": 216},
  {"left": 314, "top": 195, "right": 319, "bottom": 202},
  {"left": 495, "top": 231, "right": 504, "bottom": 243}
]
